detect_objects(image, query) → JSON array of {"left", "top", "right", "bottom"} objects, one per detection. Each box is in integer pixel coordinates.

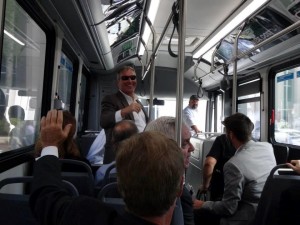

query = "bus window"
[
  {"left": 275, "top": 66, "right": 300, "bottom": 145},
  {"left": 0, "top": 0, "right": 46, "bottom": 153},
  {"left": 146, "top": 98, "right": 207, "bottom": 132},
  {"left": 237, "top": 77, "right": 261, "bottom": 140},
  {"left": 57, "top": 52, "right": 73, "bottom": 110}
]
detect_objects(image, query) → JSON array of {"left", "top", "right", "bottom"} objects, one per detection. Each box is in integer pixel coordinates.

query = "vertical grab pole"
[
  {"left": 232, "top": 23, "right": 245, "bottom": 114},
  {"left": 144, "top": 16, "right": 157, "bottom": 121},
  {"left": 175, "top": 0, "right": 186, "bottom": 146}
]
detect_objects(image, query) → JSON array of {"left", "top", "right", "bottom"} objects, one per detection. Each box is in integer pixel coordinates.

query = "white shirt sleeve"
[
  {"left": 37, "top": 146, "right": 59, "bottom": 159},
  {"left": 115, "top": 110, "right": 123, "bottom": 122}
]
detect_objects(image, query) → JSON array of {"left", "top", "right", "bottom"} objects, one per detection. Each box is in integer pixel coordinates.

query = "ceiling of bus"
[{"left": 37, "top": 0, "right": 300, "bottom": 90}]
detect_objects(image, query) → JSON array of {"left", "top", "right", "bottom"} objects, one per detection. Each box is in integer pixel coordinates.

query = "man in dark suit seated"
[
  {"left": 30, "top": 110, "right": 184, "bottom": 225},
  {"left": 100, "top": 66, "right": 149, "bottom": 164}
]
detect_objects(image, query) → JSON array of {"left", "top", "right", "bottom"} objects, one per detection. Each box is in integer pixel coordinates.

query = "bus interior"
[{"left": 1, "top": 0, "right": 300, "bottom": 223}]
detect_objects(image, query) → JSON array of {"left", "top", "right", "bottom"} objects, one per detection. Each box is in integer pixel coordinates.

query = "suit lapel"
[
  {"left": 136, "top": 99, "right": 149, "bottom": 123},
  {"left": 116, "top": 91, "right": 134, "bottom": 121}
]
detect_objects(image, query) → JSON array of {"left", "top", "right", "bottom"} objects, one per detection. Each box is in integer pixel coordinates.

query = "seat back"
[
  {"left": 273, "top": 145, "right": 289, "bottom": 164},
  {"left": 252, "top": 164, "right": 300, "bottom": 225},
  {"left": 101, "top": 162, "right": 117, "bottom": 187},
  {"left": 97, "top": 182, "right": 125, "bottom": 213},
  {"left": 60, "top": 159, "right": 95, "bottom": 196},
  {"left": 76, "top": 134, "right": 98, "bottom": 158},
  {"left": 0, "top": 176, "right": 78, "bottom": 225}
]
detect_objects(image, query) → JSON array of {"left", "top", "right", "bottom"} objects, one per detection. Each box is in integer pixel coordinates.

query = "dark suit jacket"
[
  {"left": 100, "top": 91, "right": 148, "bottom": 163},
  {"left": 181, "top": 186, "right": 194, "bottom": 225},
  {"left": 30, "top": 156, "right": 155, "bottom": 225}
]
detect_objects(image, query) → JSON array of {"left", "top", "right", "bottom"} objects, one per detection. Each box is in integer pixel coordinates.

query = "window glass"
[
  {"left": 146, "top": 98, "right": 206, "bottom": 132},
  {"left": 57, "top": 52, "right": 73, "bottom": 110},
  {"left": 275, "top": 66, "right": 300, "bottom": 145},
  {"left": 101, "top": 0, "right": 145, "bottom": 47},
  {"left": 214, "top": 7, "right": 297, "bottom": 64},
  {"left": 238, "top": 101, "right": 261, "bottom": 140},
  {"left": 0, "top": 0, "right": 46, "bottom": 153}
]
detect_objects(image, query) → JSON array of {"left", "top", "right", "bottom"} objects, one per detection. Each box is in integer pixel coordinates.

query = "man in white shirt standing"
[
  {"left": 183, "top": 95, "right": 201, "bottom": 136},
  {"left": 100, "top": 66, "right": 149, "bottom": 163}
]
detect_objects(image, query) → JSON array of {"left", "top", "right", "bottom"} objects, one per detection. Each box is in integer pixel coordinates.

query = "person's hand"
[
  {"left": 286, "top": 160, "right": 300, "bottom": 174},
  {"left": 193, "top": 199, "right": 204, "bottom": 209},
  {"left": 40, "top": 110, "right": 72, "bottom": 148},
  {"left": 121, "top": 102, "right": 141, "bottom": 116}
]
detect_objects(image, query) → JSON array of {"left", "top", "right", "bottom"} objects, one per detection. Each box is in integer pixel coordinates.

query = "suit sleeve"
[
  {"left": 202, "top": 162, "right": 244, "bottom": 216},
  {"left": 180, "top": 186, "right": 195, "bottom": 225},
  {"left": 30, "top": 156, "right": 116, "bottom": 225},
  {"left": 100, "top": 95, "right": 119, "bottom": 129}
]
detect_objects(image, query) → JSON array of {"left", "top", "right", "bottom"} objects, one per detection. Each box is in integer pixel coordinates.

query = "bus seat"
[
  {"left": 273, "top": 145, "right": 289, "bottom": 164},
  {"left": 76, "top": 134, "right": 98, "bottom": 158},
  {"left": 186, "top": 136, "right": 216, "bottom": 191},
  {"left": 97, "top": 182, "right": 125, "bottom": 214},
  {"left": 0, "top": 176, "right": 78, "bottom": 225},
  {"left": 252, "top": 164, "right": 300, "bottom": 225},
  {"left": 60, "top": 159, "right": 95, "bottom": 196},
  {"left": 100, "top": 161, "right": 117, "bottom": 188}
]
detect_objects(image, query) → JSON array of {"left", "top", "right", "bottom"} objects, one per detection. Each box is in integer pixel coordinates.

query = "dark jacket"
[{"left": 100, "top": 91, "right": 148, "bottom": 163}]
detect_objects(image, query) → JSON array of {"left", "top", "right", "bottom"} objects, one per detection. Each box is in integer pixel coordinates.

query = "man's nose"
[{"left": 189, "top": 142, "right": 194, "bottom": 152}]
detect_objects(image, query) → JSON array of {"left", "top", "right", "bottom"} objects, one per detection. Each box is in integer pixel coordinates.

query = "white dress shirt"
[{"left": 115, "top": 90, "right": 146, "bottom": 133}]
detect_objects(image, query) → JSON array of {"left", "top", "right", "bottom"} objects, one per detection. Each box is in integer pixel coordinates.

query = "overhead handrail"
[
  {"left": 142, "top": 14, "right": 157, "bottom": 120},
  {"left": 141, "top": 6, "right": 174, "bottom": 80},
  {"left": 194, "top": 19, "right": 300, "bottom": 80}
]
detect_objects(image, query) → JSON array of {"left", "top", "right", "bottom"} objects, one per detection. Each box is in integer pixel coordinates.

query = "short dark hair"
[
  {"left": 189, "top": 95, "right": 199, "bottom": 101},
  {"left": 8, "top": 105, "right": 25, "bottom": 120},
  {"left": 222, "top": 113, "right": 254, "bottom": 143},
  {"left": 116, "top": 131, "right": 184, "bottom": 217},
  {"left": 116, "top": 66, "right": 136, "bottom": 80}
]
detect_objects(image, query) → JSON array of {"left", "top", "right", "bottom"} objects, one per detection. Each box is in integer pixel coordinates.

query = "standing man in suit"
[
  {"left": 194, "top": 113, "right": 276, "bottom": 225},
  {"left": 100, "top": 66, "right": 148, "bottom": 164}
]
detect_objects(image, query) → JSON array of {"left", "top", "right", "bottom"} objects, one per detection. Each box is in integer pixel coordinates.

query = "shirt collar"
[{"left": 119, "top": 90, "right": 137, "bottom": 101}]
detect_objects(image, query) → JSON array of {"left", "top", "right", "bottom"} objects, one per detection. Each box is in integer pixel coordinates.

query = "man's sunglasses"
[{"left": 120, "top": 75, "right": 136, "bottom": 81}]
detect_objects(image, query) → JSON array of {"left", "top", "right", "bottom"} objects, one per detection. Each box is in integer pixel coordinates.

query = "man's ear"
[{"left": 177, "top": 175, "right": 184, "bottom": 197}]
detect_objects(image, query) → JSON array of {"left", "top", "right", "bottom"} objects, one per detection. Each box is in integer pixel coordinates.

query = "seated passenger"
[
  {"left": 86, "top": 129, "right": 106, "bottom": 164},
  {"left": 94, "top": 120, "right": 138, "bottom": 186},
  {"left": 201, "top": 133, "right": 236, "bottom": 201},
  {"left": 194, "top": 113, "right": 276, "bottom": 225},
  {"left": 35, "top": 110, "right": 88, "bottom": 165},
  {"left": 8, "top": 105, "right": 35, "bottom": 149},
  {"left": 278, "top": 160, "right": 300, "bottom": 225},
  {"left": 145, "top": 116, "right": 195, "bottom": 225},
  {"left": 30, "top": 109, "right": 184, "bottom": 225},
  {"left": 286, "top": 160, "right": 300, "bottom": 174}
]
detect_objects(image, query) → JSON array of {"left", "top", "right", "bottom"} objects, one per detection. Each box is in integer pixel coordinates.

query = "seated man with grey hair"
[{"left": 145, "top": 116, "right": 195, "bottom": 225}]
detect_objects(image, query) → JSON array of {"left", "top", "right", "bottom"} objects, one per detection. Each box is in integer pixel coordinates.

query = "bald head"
[{"left": 112, "top": 120, "right": 138, "bottom": 145}]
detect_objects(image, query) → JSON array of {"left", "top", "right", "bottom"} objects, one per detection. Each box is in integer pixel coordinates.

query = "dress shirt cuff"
[
  {"left": 115, "top": 110, "right": 123, "bottom": 122},
  {"left": 36, "top": 146, "right": 59, "bottom": 160}
]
